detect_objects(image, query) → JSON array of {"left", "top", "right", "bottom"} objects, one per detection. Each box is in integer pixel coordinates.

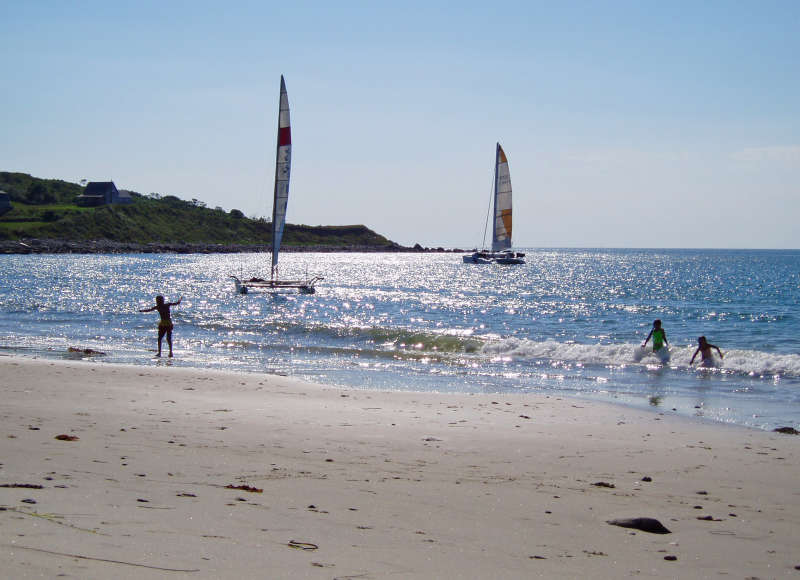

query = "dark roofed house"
[
  {"left": 76, "top": 181, "right": 132, "bottom": 206},
  {"left": 0, "top": 190, "right": 10, "bottom": 215}
]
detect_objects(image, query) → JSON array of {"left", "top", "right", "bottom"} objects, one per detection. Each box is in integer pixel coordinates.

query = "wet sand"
[{"left": 1, "top": 357, "right": 798, "bottom": 578}]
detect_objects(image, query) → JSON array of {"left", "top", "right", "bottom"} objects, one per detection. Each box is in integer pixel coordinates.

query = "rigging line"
[{"left": 480, "top": 156, "right": 496, "bottom": 250}]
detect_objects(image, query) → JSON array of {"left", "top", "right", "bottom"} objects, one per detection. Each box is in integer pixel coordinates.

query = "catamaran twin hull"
[
  {"left": 463, "top": 251, "right": 526, "bottom": 264},
  {"left": 463, "top": 252, "right": 493, "bottom": 264},
  {"left": 231, "top": 275, "right": 322, "bottom": 295}
]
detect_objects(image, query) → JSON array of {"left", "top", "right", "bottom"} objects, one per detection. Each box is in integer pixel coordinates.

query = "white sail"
[
  {"left": 271, "top": 75, "right": 292, "bottom": 279},
  {"left": 230, "top": 75, "right": 322, "bottom": 294},
  {"left": 491, "top": 143, "right": 512, "bottom": 252},
  {"left": 463, "top": 142, "right": 524, "bottom": 265}
]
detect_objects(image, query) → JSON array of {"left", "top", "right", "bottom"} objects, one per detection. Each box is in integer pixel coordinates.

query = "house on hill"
[
  {"left": 76, "top": 181, "right": 132, "bottom": 206},
  {"left": 0, "top": 190, "right": 10, "bottom": 215}
]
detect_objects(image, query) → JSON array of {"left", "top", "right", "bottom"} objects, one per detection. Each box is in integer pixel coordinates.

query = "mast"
[
  {"left": 271, "top": 75, "right": 292, "bottom": 280},
  {"left": 492, "top": 142, "right": 512, "bottom": 252}
]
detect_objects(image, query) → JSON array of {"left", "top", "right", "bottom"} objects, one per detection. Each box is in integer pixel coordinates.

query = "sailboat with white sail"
[
  {"left": 463, "top": 143, "right": 526, "bottom": 265},
  {"left": 231, "top": 75, "right": 322, "bottom": 294}
]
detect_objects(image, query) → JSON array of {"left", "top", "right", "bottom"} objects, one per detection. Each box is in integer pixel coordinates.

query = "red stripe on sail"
[{"left": 278, "top": 126, "right": 292, "bottom": 146}]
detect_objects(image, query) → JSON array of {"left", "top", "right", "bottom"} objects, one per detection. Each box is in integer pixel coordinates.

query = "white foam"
[{"left": 481, "top": 338, "right": 800, "bottom": 378}]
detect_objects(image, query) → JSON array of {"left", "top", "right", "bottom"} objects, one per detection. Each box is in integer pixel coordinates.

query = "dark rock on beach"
[
  {"left": 773, "top": 426, "right": 799, "bottom": 435},
  {"left": 606, "top": 517, "right": 672, "bottom": 534},
  {"left": 592, "top": 481, "right": 616, "bottom": 488}
]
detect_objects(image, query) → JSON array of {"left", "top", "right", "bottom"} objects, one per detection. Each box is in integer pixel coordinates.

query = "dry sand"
[{"left": 1, "top": 356, "right": 798, "bottom": 579}]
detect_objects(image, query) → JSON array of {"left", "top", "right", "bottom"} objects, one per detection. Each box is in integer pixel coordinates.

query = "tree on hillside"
[{"left": 27, "top": 183, "right": 55, "bottom": 204}]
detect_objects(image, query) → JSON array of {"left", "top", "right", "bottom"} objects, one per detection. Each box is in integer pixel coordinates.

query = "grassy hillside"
[
  {"left": 0, "top": 172, "right": 83, "bottom": 204},
  {"left": 0, "top": 172, "right": 398, "bottom": 247}
]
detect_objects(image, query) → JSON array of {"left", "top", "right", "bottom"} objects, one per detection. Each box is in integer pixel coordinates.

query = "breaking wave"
[
  {"left": 481, "top": 338, "right": 800, "bottom": 378},
  {"left": 192, "top": 317, "right": 484, "bottom": 355}
]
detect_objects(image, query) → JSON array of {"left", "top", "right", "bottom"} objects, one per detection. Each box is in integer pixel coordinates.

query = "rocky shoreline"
[{"left": 0, "top": 238, "right": 463, "bottom": 255}]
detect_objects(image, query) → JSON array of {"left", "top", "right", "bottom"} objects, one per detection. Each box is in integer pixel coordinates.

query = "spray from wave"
[{"left": 481, "top": 338, "right": 800, "bottom": 378}]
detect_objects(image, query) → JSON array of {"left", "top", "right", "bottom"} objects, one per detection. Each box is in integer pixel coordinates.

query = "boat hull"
[
  {"left": 495, "top": 255, "right": 526, "bottom": 265},
  {"left": 231, "top": 275, "right": 321, "bottom": 295},
  {"left": 462, "top": 251, "right": 526, "bottom": 265},
  {"left": 463, "top": 252, "right": 493, "bottom": 264}
]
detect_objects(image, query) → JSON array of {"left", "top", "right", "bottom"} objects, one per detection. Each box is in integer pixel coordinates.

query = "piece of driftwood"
[
  {"left": 0, "top": 483, "right": 43, "bottom": 489},
  {"left": 225, "top": 484, "right": 262, "bottom": 493}
]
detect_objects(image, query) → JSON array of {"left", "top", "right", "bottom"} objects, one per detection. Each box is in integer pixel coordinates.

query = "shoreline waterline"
[{"left": 0, "top": 350, "right": 789, "bottom": 436}]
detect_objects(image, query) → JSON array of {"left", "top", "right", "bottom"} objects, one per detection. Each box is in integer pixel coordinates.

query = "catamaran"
[
  {"left": 231, "top": 75, "right": 322, "bottom": 294},
  {"left": 463, "top": 143, "right": 526, "bottom": 265}
]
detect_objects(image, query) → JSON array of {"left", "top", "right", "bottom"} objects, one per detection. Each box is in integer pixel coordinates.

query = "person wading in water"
[
  {"left": 139, "top": 295, "right": 182, "bottom": 357},
  {"left": 690, "top": 336, "right": 724, "bottom": 366},
  {"left": 642, "top": 319, "right": 670, "bottom": 355}
]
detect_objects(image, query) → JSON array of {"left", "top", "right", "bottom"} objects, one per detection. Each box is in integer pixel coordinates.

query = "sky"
[{"left": 2, "top": 1, "right": 799, "bottom": 249}]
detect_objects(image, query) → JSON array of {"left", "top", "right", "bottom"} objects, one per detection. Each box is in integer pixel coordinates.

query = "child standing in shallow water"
[
  {"left": 139, "top": 295, "right": 182, "bottom": 357},
  {"left": 642, "top": 319, "right": 669, "bottom": 353}
]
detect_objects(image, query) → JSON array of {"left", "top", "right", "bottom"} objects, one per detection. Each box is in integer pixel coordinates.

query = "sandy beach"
[{"left": 1, "top": 357, "right": 798, "bottom": 578}]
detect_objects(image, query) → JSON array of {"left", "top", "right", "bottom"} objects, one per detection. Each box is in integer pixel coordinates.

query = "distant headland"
[
  {"left": 0, "top": 238, "right": 460, "bottom": 255},
  {"left": 0, "top": 172, "right": 459, "bottom": 254}
]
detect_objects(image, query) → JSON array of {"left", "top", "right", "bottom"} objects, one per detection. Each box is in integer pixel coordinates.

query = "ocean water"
[{"left": 1, "top": 249, "right": 799, "bottom": 431}]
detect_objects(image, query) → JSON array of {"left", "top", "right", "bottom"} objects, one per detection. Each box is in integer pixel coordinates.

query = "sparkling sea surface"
[{"left": 1, "top": 249, "right": 799, "bottom": 431}]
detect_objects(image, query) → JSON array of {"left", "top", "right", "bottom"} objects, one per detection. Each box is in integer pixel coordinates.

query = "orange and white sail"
[
  {"left": 491, "top": 143, "right": 512, "bottom": 252},
  {"left": 271, "top": 75, "right": 292, "bottom": 279}
]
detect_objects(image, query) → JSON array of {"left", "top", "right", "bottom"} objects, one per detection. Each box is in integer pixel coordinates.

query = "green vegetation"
[
  {"left": 0, "top": 172, "right": 83, "bottom": 204},
  {"left": 0, "top": 172, "right": 398, "bottom": 247}
]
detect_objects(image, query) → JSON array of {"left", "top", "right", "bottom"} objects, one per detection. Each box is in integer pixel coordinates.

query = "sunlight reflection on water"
[{"left": 2, "top": 249, "right": 800, "bottom": 430}]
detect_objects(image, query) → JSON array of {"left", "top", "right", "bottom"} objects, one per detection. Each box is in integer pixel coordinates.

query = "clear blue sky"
[{"left": 3, "top": 1, "right": 799, "bottom": 248}]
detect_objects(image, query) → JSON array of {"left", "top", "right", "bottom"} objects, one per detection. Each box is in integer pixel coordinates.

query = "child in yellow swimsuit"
[{"left": 139, "top": 295, "right": 182, "bottom": 357}]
